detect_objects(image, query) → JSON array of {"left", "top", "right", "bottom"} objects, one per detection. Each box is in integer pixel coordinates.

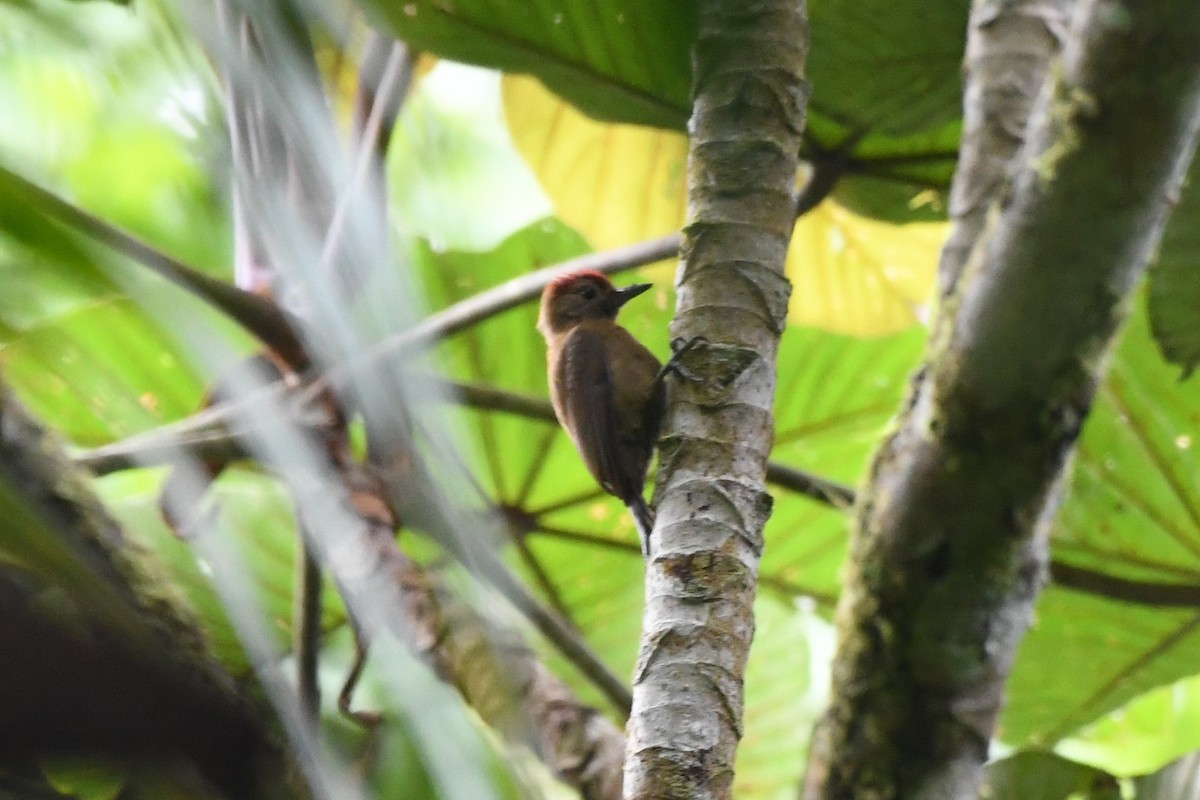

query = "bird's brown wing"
[{"left": 558, "top": 327, "right": 641, "bottom": 503}]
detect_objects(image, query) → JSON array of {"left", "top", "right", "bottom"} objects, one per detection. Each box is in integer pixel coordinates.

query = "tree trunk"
[
  {"left": 809, "top": 2, "right": 1200, "bottom": 798},
  {"left": 0, "top": 381, "right": 305, "bottom": 800},
  {"left": 623, "top": 2, "right": 810, "bottom": 798}
]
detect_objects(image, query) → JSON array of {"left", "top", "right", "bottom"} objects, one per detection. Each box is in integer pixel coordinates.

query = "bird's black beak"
[{"left": 613, "top": 282, "right": 653, "bottom": 309}]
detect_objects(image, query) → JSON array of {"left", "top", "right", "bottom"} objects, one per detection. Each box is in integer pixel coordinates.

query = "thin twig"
[
  {"left": 294, "top": 526, "right": 323, "bottom": 718},
  {"left": 512, "top": 535, "right": 578, "bottom": 628},
  {"left": 329, "top": 234, "right": 682, "bottom": 390},
  {"left": 795, "top": 131, "right": 865, "bottom": 218},
  {"left": 1049, "top": 561, "right": 1200, "bottom": 608},
  {"left": 764, "top": 463, "right": 855, "bottom": 509},
  {"left": 319, "top": 36, "right": 415, "bottom": 284},
  {"left": 74, "top": 378, "right": 1200, "bottom": 613}
]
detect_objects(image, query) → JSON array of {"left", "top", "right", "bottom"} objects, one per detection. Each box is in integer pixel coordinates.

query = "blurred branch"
[
  {"left": 206, "top": 3, "right": 627, "bottom": 791},
  {"left": 292, "top": 32, "right": 418, "bottom": 728},
  {"left": 353, "top": 34, "right": 416, "bottom": 166},
  {"left": 0, "top": 166, "right": 308, "bottom": 369},
  {"left": 76, "top": 389, "right": 634, "bottom": 718},
  {"left": 371, "top": 450, "right": 637, "bottom": 717},
  {"left": 0, "top": 161, "right": 678, "bottom": 401},
  {"left": 333, "top": 491, "right": 626, "bottom": 799},
  {"left": 317, "top": 35, "right": 416, "bottom": 296}
]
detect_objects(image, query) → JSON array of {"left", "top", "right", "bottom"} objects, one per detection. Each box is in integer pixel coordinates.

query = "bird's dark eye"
[{"left": 580, "top": 284, "right": 597, "bottom": 300}]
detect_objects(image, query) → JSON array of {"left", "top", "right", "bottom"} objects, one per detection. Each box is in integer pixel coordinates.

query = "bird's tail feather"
[{"left": 630, "top": 496, "right": 655, "bottom": 557}]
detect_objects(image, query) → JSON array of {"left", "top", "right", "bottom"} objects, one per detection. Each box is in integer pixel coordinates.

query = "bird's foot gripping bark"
[{"left": 655, "top": 336, "right": 708, "bottom": 384}]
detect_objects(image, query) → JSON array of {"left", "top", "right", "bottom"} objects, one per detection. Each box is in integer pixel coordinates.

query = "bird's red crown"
[{"left": 545, "top": 269, "right": 613, "bottom": 295}]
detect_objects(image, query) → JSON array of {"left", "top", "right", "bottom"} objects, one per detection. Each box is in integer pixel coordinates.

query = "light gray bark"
[
  {"left": 623, "top": 1, "right": 810, "bottom": 798},
  {"left": 939, "top": 0, "right": 1075, "bottom": 295}
]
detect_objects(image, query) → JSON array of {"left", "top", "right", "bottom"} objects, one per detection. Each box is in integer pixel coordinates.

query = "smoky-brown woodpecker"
[{"left": 538, "top": 270, "right": 664, "bottom": 556}]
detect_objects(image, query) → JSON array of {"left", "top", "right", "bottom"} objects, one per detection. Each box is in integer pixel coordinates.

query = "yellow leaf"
[
  {"left": 504, "top": 73, "right": 943, "bottom": 336},
  {"left": 787, "top": 203, "right": 944, "bottom": 335},
  {"left": 502, "top": 74, "right": 688, "bottom": 249}
]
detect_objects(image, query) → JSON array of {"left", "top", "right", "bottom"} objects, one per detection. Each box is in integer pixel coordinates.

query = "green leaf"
[
  {"left": 0, "top": 0, "right": 230, "bottom": 276},
  {"left": 765, "top": 325, "right": 927, "bottom": 601},
  {"left": 1004, "top": 300, "right": 1200, "bottom": 747},
  {"left": 804, "top": 0, "right": 970, "bottom": 222},
  {"left": 981, "top": 751, "right": 1119, "bottom": 800},
  {"left": 95, "top": 467, "right": 349, "bottom": 675},
  {"left": 831, "top": 172, "right": 951, "bottom": 224},
  {"left": 0, "top": 253, "right": 115, "bottom": 345},
  {"left": 824, "top": 119, "right": 961, "bottom": 223},
  {"left": 1055, "top": 675, "right": 1200, "bottom": 777},
  {"left": 0, "top": 299, "right": 208, "bottom": 445},
  {"left": 62, "top": 121, "right": 231, "bottom": 277},
  {"left": 366, "top": 0, "right": 967, "bottom": 222},
  {"left": 1148, "top": 159, "right": 1200, "bottom": 377},
  {"left": 736, "top": 602, "right": 834, "bottom": 797},
  {"left": 41, "top": 761, "right": 126, "bottom": 800},
  {"left": 807, "top": 1, "right": 968, "bottom": 138},
  {"left": 358, "top": 0, "right": 693, "bottom": 130}
]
